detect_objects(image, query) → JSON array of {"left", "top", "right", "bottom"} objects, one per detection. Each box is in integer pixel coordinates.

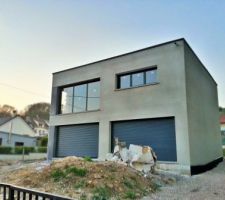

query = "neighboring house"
[
  {"left": 220, "top": 115, "right": 225, "bottom": 146},
  {"left": 220, "top": 115, "right": 225, "bottom": 134},
  {"left": 0, "top": 116, "right": 36, "bottom": 147},
  {"left": 47, "top": 38, "right": 222, "bottom": 175},
  {"left": 26, "top": 116, "right": 49, "bottom": 137}
]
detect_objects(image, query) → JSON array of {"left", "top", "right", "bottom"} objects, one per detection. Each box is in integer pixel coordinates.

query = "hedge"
[
  {"left": 0, "top": 146, "right": 42, "bottom": 154},
  {"left": 37, "top": 146, "right": 47, "bottom": 153},
  {"left": 0, "top": 146, "right": 12, "bottom": 154},
  {"left": 14, "top": 146, "right": 35, "bottom": 154}
]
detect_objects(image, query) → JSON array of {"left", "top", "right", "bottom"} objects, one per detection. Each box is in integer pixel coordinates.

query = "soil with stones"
[
  {"left": 1, "top": 157, "right": 174, "bottom": 200},
  {"left": 144, "top": 160, "right": 225, "bottom": 200}
]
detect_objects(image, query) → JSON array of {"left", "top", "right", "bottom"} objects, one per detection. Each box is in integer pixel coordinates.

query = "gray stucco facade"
[{"left": 47, "top": 38, "right": 222, "bottom": 175}]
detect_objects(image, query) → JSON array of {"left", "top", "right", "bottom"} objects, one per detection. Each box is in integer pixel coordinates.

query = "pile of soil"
[{"left": 4, "top": 157, "right": 159, "bottom": 199}]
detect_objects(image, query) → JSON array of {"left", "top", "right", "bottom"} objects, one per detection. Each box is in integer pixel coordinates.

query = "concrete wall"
[
  {"left": 184, "top": 43, "right": 223, "bottom": 166},
  {"left": 48, "top": 40, "right": 191, "bottom": 168},
  {"left": 0, "top": 116, "right": 35, "bottom": 137},
  {"left": 0, "top": 131, "right": 36, "bottom": 147}
]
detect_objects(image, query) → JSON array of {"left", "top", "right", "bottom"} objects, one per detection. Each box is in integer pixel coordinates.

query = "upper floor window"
[
  {"left": 60, "top": 80, "right": 100, "bottom": 114},
  {"left": 117, "top": 67, "right": 157, "bottom": 89}
]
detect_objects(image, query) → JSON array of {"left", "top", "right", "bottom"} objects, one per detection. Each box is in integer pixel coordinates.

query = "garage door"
[
  {"left": 112, "top": 117, "right": 176, "bottom": 161},
  {"left": 56, "top": 123, "right": 99, "bottom": 158}
]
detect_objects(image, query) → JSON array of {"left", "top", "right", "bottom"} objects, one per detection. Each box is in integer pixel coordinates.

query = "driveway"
[{"left": 144, "top": 160, "right": 225, "bottom": 200}]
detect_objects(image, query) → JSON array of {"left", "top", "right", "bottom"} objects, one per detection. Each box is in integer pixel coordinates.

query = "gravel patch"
[{"left": 144, "top": 160, "right": 225, "bottom": 200}]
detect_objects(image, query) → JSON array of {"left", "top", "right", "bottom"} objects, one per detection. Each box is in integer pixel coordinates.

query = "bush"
[
  {"left": 14, "top": 146, "right": 35, "bottom": 154},
  {"left": 37, "top": 146, "right": 47, "bottom": 153},
  {"left": 0, "top": 146, "right": 12, "bottom": 154},
  {"left": 40, "top": 136, "right": 48, "bottom": 147}
]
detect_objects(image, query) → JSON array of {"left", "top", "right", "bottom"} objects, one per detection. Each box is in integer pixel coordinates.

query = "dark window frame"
[
  {"left": 58, "top": 78, "right": 100, "bottom": 114},
  {"left": 116, "top": 66, "right": 158, "bottom": 89},
  {"left": 15, "top": 142, "right": 24, "bottom": 147}
]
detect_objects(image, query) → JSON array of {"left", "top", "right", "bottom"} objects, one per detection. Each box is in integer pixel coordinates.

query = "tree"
[
  {"left": 23, "top": 102, "right": 50, "bottom": 120},
  {"left": 39, "top": 136, "right": 48, "bottom": 146},
  {"left": 0, "top": 104, "right": 17, "bottom": 117},
  {"left": 219, "top": 107, "right": 225, "bottom": 116}
]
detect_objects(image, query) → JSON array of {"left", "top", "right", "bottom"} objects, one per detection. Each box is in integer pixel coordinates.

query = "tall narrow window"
[
  {"left": 87, "top": 81, "right": 100, "bottom": 110},
  {"left": 73, "top": 84, "right": 87, "bottom": 112},
  {"left": 61, "top": 87, "right": 73, "bottom": 114}
]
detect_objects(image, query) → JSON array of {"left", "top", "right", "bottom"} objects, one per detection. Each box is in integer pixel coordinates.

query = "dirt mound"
[{"left": 4, "top": 156, "right": 160, "bottom": 199}]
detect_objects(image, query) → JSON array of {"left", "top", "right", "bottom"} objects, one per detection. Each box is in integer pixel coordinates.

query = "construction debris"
[
  {"left": 3, "top": 157, "right": 158, "bottom": 199},
  {"left": 106, "top": 138, "right": 157, "bottom": 173}
]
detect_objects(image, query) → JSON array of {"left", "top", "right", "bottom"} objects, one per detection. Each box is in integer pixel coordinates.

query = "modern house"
[
  {"left": 47, "top": 38, "right": 222, "bottom": 175},
  {"left": 0, "top": 116, "right": 36, "bottom": 147}
]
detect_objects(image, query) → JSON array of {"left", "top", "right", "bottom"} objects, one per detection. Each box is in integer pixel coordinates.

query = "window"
[
  {"left": 15, "top": 142, "right": 24, "bottom": 146},
  {"left": 120, "top": 75, "right": 131, "bottom": 89},
  {"left": 60, "top": 80, "right": 100, "bottom": 114},
  {"left": 61, "top": 87, "right": 73, "bottom": 114},
  {"left": 0, "top": 138, "right": 2, "bottom": 146},
  {"left": 88, "top": 81, "right": 100, "bottom": 110},
  {"left": 146, "top": 69, "right": 157, "bottom": 84},
  {"left": 132, "top": 72, "right": 144, "bottom": 86},
  {"left": 74, "top": 84, "right": 87, "bottom": 112},
  {"left": 117, "top": 67, "right": 158, "bottom": 89}
]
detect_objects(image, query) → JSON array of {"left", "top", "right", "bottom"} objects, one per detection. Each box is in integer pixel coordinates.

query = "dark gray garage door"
[
  {"left": 56, "top": 123, "right": 99, "bottom": 158},
  {"left": 112, "top": 117, "right": 176, "bottom": 161}
]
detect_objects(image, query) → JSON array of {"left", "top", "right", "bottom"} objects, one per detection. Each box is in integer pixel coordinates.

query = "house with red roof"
[{"left": 220, "top": 115, "right": 225, "bottom": 133}]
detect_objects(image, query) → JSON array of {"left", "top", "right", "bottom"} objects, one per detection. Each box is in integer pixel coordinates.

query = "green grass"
[
  {"left": 65, "top": 166, "right": 87, "bottom": 177},
  {"left": 83, "top": 156, "right": 93, "bottom": 162},
  {"left": 123, "top": 178, "right": 134, "bottom": 189},
  {"left": 74, "top": 180, "right": 87, "bottom": 189},
  {"left": 51, "top": 166, "right": 87, "bottom": 182},
  {"left": 124, "top": 191, "right": 136, "bottom": 199},
  {"left": 92, "top": 186, "right": 111, "bottom": 200},
  {"left": 51, "top": 169, "right": 66, "bottom": 181}
]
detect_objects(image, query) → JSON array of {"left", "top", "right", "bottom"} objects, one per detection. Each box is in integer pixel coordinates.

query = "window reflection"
[
  {"left": 118, "top": 68, "right": 157, "bottom": 89},
  {"left": 61, "top": 87, "right": 73, "bottom": 114},
  {"left": 73, "top": 84, "right": 87, "bottom": 112},
  {"left": 88, "top": 81, "right": 100, "bottom": 110},
  {"left": 120, "top": 75, "right": 130, "bottom": 89},
  {"left": 132, "top": 72, "right": 144, "bottom": 86},
  {"left": 60, "top": 81, "right": 100, "bottom": 114},
  {"left": 146, "top": 69, "right": 157, "bottom": 84}
]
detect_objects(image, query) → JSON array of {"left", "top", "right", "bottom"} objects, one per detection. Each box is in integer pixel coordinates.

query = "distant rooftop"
[
  {"left": 0, "top": 117, "right": 12, "bottom": 126},
  {"left": 220, "top": 116, "right": 225, "bottom": 124}
]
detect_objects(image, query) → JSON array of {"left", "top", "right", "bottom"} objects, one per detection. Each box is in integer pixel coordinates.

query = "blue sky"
[{"left": 0, "top": 0, "right": 225, "bottom": 110}]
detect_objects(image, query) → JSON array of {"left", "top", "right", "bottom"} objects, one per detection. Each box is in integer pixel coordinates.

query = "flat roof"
[{"left": 53, "top": 38, "right": 217, "bottom": 85}]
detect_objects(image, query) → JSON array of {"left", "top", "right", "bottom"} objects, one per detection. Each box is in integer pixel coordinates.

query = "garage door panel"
[
  {"left": 112, "top": 118, "right": 177, "bottom": 162},
  {"left": 56, "top": 124, "right": 99, "bottom": 158}
]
